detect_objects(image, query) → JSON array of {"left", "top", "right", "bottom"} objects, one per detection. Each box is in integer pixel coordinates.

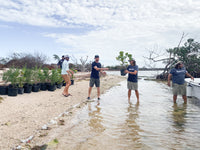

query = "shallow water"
[{"left": 57, "top": 76, "right": 200, "bottom": 150}]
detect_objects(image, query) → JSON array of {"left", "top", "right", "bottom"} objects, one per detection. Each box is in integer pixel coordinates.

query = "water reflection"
[
  {"left": 125, "top": 102, "right": 142, "bottom": 145},
  {"left": 172, "top": 103, "right": 187, "bottom": 131},
  {"left": 88, "top": 102, "right": 104, "bottom": 133}
]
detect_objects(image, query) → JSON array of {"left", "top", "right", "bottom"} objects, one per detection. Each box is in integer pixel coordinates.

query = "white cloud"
[{"left": 0, "top": 0, "right": 200, "bottom": 66}]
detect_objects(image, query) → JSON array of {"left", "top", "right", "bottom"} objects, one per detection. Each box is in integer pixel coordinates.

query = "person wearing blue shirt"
[
  {"left": 57, "top": 55, "right": 65, "bottom": 69},
  {"left": 168, "top": 61, "right": 194, "bottom": 104},
  {"left": 125, "top": 59, "right": 139, "bottom": 103},
  {"left": 87, "top": 55, "right": 109, "bottom": 100}
]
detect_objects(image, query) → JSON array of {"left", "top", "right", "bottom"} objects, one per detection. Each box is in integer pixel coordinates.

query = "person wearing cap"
[
  {"left": 57, "top": 55, "right": 65, "bottom": 69},
  {"left": 87, "top": 55, "right": 109, "bottom": 100},
  {"left": 168, "top": 61, "right": 194, "bottom": 104},
  {"left": 125, "top": 59, "right": 139, "bottom": 102},
  {"left": 61, "top": 55, "right": 74, "bottom": 97}
]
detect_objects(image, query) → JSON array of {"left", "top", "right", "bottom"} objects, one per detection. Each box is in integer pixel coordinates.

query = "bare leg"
[
  {"left": 64, "top": 80, "right": 71, "bottom": 95},
  {"left": 173, "top": 95, "right": 177, "bottom": 103},
  {"left": 88, "top": 87, "right": 92, "bottom": 98},
  {"left": 62, "top": 75, "right": 71, "bottom": 96},
  {"left": 182, "top": 95, "right": 187, "bottom": 104},
  {"left": 97, "top": 87, "right": 100, "bottom": 98},
  {"left": 128, "top": 89, "right": 131, "bottom": 101},
  {"left": 135, "top": 90, "right": 139, "bottom": 102}
]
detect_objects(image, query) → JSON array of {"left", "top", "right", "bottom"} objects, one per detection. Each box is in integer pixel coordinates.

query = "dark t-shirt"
[
  {"left": 127, "top": 65, "right": 138, "bottom": 82},
  {"left": 57, "top": 59, "right": 64, "bottom": 69},
  {"left": 91, "top": 61, "right": 101, "bottom": 79},
  {"left": 170, "top": 67, "right": 187, "bottom": 85}
]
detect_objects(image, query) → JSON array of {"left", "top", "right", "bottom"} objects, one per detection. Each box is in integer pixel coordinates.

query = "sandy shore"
[{"left": 0, "top": 74, "right": 125, "bottom": 149}]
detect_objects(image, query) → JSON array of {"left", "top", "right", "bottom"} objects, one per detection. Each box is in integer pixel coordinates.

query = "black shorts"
[{"left": 90, "top": 78, "right": 100, "bottom": 87}]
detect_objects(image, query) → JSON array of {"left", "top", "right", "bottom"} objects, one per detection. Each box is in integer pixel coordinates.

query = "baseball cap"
[
  {"left": 65, "top": 55, "right": 69, "bottom": 58},
  {"left": 95, "top": 55, "right": 99, "bottom": 58}
]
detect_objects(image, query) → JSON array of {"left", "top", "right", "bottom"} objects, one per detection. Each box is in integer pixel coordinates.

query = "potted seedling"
[
  {"left": 17, "top": 69, "right": 25, "bottom": 94},
  {"left": 70, "top": 69, "right": 77, "bottom": 85},
  {"left": 1, "top": 70, "right": 10, "bottom": 95},
  {"left": 23, "top": 68, "right": 33, "bottom": 93},
  {"left": 48, "top": 69, "right": 57, "bottom": 91},
  {"left": 3, "top": 68, "right": 19, "bottom": 96},
  {"left": 116, "top": 51, "right": 132, "bottom": 76},
  {"left": 38, "top": 68, "right": 48, "bottom": 91},
  {"left": 32, "top": 67, "right": 40, "bottom": 92},
  {"left": 43, "top": 68, "right": 51, "bottom": 90}
]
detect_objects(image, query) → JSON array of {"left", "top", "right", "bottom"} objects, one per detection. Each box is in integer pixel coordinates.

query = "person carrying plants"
[
  {"left": 57, "top": 55, "right": 65, "bottom": 69},
  {"left": 168, "top": 61, "right": 194, "bottom": 104},
  {"left": 87, "top": 55, "right": 109, "bottom": 100},
  {"left": 61, "top": 55, "right": 74, "bottom": 97},
  {"left": 125, "top": 59, "right": 139, "bottom": 103}
]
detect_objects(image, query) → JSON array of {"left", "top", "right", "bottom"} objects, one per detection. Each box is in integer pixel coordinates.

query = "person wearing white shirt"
[{"left": 61, "top": 55, "right": 74, "bottom": 97}]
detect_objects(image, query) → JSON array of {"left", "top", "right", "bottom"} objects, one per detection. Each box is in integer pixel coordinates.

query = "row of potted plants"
[{"left": 0, "top": 67, "right": 75, "bottom": 96}]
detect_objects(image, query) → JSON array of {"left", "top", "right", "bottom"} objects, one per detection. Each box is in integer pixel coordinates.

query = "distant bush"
[{"left": 2, "top": 52, "right": 48, "bottom": 69}]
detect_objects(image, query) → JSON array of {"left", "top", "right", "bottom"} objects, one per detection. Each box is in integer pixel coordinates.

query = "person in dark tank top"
[{"left": 87, "top": 55, "right": 109, "bottom": 100}]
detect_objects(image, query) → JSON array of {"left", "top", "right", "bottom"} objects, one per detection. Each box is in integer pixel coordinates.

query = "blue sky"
[{"left": 0, "top": 0, "right": 200, "bottom": 67}]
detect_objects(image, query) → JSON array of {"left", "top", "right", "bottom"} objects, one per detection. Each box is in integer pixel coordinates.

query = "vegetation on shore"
[{"left": 145, "top": 37, "right": 200, "bottom": 80}]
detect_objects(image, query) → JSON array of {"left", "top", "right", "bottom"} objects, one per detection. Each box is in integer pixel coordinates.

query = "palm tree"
[{"left": 53, "top": 54, "right": 60, "bottom": 62}]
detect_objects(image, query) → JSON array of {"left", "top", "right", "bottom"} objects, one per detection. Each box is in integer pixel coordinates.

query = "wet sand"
[{"left": 0, "top": 74, "right": 125, "bottom": 149}]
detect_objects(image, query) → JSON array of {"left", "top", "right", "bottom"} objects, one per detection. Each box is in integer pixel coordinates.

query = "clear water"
[{"left": 56, "top": 72, "right": 200, "bottom": 150}]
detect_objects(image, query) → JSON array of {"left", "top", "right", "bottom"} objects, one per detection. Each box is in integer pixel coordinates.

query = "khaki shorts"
[
  {"left": 127, "top": 81, "right": 138, "bottom": 90},
  {"left": 62, "top": 75, "right": 71, "bottom": 84},
  {"left": 172, "top": 83, "right": 186, "bottom": 96}
]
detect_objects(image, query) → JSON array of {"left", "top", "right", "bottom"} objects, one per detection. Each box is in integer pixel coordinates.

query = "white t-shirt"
[{"left": 61, "top": 60, "right": 69, "bottom": 75}]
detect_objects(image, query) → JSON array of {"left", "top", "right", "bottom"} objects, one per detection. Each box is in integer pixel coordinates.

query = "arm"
[
  {"left": 125, "top": 70, "right": 138, "bottom": 75},
  {"left": 69, "top": 69, "right": 74, "bottom": 74},
  {"left": 168, "top": 74, "right": 172, "bottom": 86},
  {"left": 94, "top": 66, "right": 109, "bottom": 71},
  {"left": 67, "top": 70, "right": 71, "bottom": 75},
  {"left": 186, "top": 72, "right": 194, "bottom": 80}
]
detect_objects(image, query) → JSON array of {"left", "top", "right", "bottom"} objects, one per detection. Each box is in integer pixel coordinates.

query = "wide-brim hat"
[{"left": 175, "top": 61, "right": 182, "bottom": 66}]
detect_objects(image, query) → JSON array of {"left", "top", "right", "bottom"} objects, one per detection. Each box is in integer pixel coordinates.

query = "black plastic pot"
[
  {"left": 24, "top": 84, "right": 32, "bottom": 93},
  {"left": 0, "top": 86, "right": 8, "bottom": 95},
  {"left": 48, "top": 84, "right": 56, "bottom": 91},
  {"left": 40, "top": 83, "right": 47, "bottom": 91},
  {"left": 18, "top": 88, "right": 24, "bottom": 94},
  {"left": 120, "top": 69, "right": 127, "bottom": 76},
  {"left": 63, "top": 81, "right": 66, "bottom": 86},
  {"left": 57, "top": 83, "right": 63, "bottom": 89},
  {"left": 71, "top": 80, "right": 74, "bottom": 85},
  {"left": 8, "top": 86, "right": 18, "bottom": 96},
  {"left": 32, "top": 84, "right": 40, "bottom": 92},
  {"left": 37, "top": 83, "right": 41, "bottom": 89}
]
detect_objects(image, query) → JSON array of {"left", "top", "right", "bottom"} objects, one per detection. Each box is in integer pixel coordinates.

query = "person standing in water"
[
  {"left": 125, "top": 59, "right": 139, "bottom": 102},
  {"left": 61, "top": 55, "right": 74, "bottom": 97},
  {"left": 168, "top": 61, "right": 194, "bottom": 104},
  {"left": 87, "top": 55, "right": 109, "bottom": 100}
]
